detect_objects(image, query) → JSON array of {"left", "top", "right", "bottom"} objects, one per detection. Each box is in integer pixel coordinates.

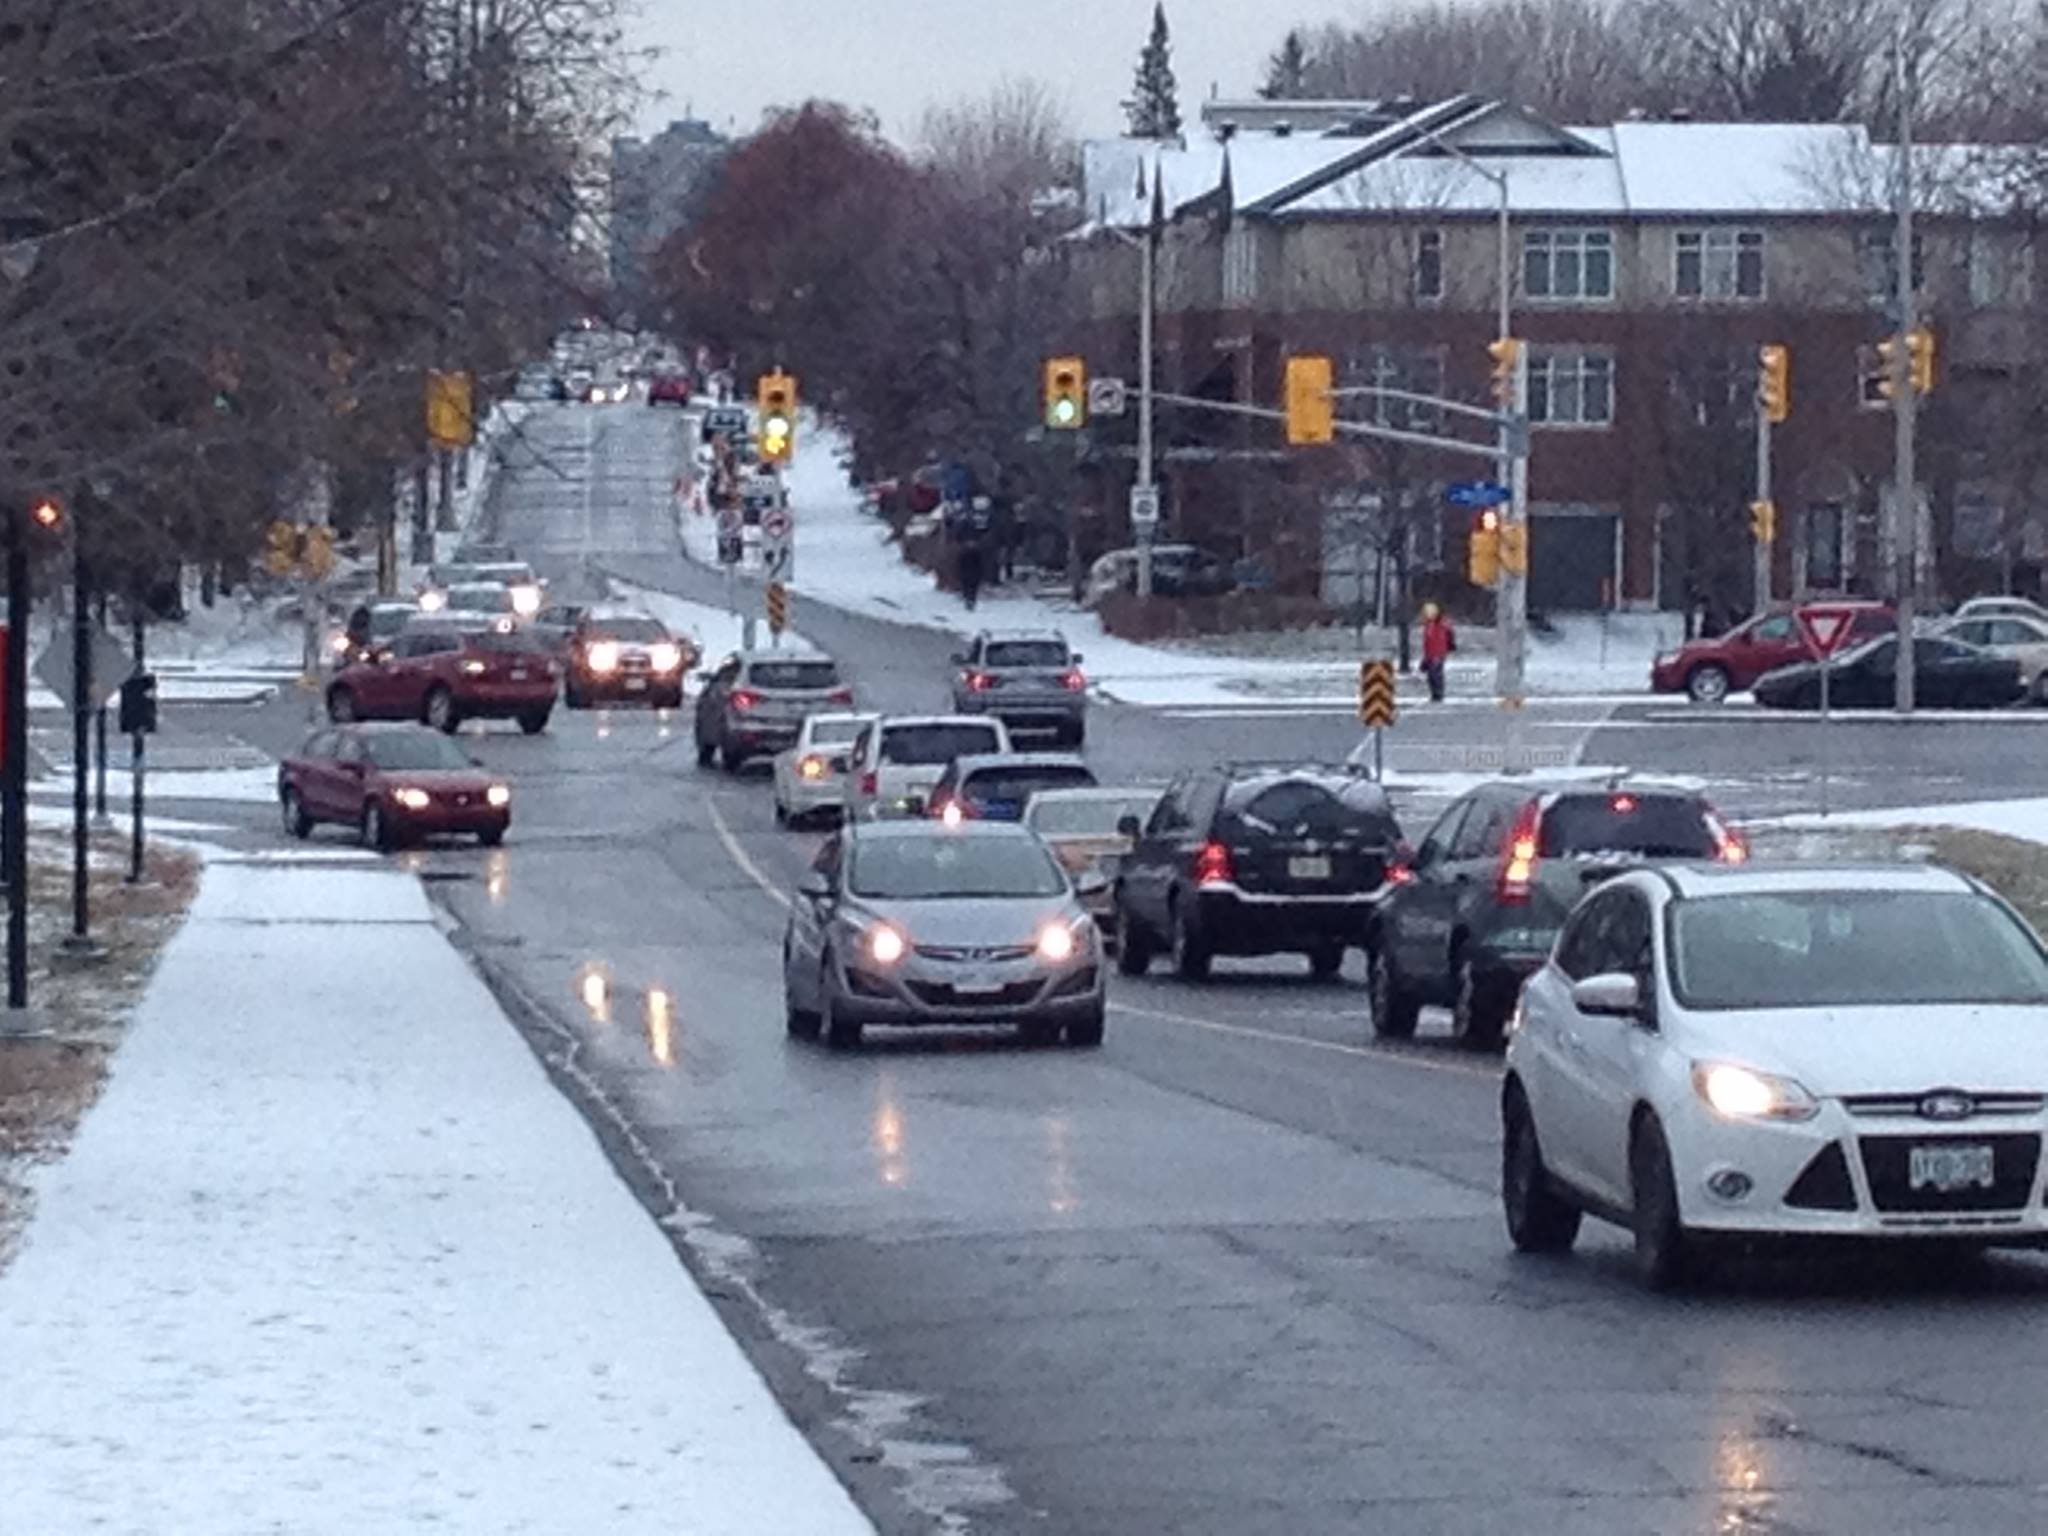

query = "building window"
[
  {"left": 1858, "top": 229, "right": 1926, "bottom": 304},
  {"left": 1522, "top": 228, "right": 1613, "bottom": 301},
  {"left": 1675, "top": 229, "right": 1765, "bottom": 300},
  {"left": 1414, "top": 229, "right": 1444, "bottom": 302},
  {"left": 1341, "top": 345, "right": 1445, "bottom": 430},
  {"left": 1527, "top": 348, "right": 1614, "bottom": 427},
  {"left": 1970, "top": 232, "right": 2034, "bottom": 308}
]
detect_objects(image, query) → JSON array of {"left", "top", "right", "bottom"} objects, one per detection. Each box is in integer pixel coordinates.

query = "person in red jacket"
[{"left": 1420, "top": 602, "right": 1456, "bottom": 702}]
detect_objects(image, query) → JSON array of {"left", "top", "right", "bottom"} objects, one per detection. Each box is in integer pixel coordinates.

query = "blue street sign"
[{"left": 1445, "top": 480, "right": 1510, "bottom": 508}]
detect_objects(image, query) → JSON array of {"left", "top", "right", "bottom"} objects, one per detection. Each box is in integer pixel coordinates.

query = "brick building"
[{"left": 1067, "top": 97, "right": 2043, "bottom": 616}]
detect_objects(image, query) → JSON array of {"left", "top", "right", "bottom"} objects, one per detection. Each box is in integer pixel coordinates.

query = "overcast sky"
[{"left": 624, "top": 0, "right": 1309, "bottom": 146}]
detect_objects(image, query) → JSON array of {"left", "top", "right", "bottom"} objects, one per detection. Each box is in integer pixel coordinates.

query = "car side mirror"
[
  {"left": 1116, "top": 814, "right": 1143, "bottom": 841},
  {"left": 1073, "top": 868, "right": 1110, "bottom": 900},
  {"left": 1070, "top": 651, "right": 1084, "bottom": 665},
  {"left": 797, "top": 869, "right": 832, "bottom": 900},
  {"left": 1571, "top": 972, "right": 1642, "bottom": 1018}
]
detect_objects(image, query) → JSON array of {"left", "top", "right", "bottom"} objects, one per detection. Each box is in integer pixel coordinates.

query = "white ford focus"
[{"left": 1502, "top": 862, "right": 2048, "bottom": 1288}]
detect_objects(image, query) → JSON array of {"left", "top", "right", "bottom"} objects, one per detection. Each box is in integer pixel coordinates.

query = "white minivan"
[{"left": 842, "top": 715, "right": 1012, "bottom": 822}]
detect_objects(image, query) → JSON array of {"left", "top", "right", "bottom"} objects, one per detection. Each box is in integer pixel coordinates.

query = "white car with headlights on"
[
  {"left": 1502, "top": 861, "right": 2048, "bottom": 1289},
  {"left": 782, "top": 821, "right": 1108, "bottom": 1050},
  {"left": 772, "top": 712, "right": 874, "bottom": 829}
]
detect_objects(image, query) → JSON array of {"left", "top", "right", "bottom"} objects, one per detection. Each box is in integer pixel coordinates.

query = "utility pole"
[
  {"left": 64, "top": 538, "right": 95, "bottom": 955},
  {"left": 127, "top": 614, "right": 146, "bottom": 886},
  {"left": 1496, "top": 344, "right": 1530, "bottom": 703},
  {"left": 4, "top": 506, "right": 30, "bottom": 1010},
  {"left": 1891, "top": 18, "right": 1920, "bottom": 714},
  {"left": 93, "top": 591, "right": 110, "bottom": 825},
  {"left": 1135, "top": 163, "right": 1162, "bottom": 598}
]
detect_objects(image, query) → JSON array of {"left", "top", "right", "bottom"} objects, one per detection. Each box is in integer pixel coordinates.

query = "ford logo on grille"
[{"left": 1918, "top": 1091, "right": 1977, "bottom": 1122}]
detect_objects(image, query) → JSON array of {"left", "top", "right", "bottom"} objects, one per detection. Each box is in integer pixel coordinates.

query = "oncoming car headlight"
[
  {"left": 1036, "top": 920, "right": 1085, "bottom": 963},
  {"left": 1692, "top": 1062, "right": 1819, "bottom": 1123},
  {"left": 866, "top": 925, "right": 906, "bottom": 966},
  {"left": 486, "top": 784, "right": 511, "bottom": 808},
  {"left": 585, "top": 641, "right": 621, "bottom": 675},
  {"left": 392, "top": 787, "right": 431, "bottom": 811}
]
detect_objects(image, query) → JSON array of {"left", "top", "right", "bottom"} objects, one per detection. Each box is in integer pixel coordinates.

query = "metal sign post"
[
  {"left": 1796, "top": 606, "right": 1857, "bottom": 820},
  {"left": 1358, "top": 658, "right": 1398, "bottom": 782}
]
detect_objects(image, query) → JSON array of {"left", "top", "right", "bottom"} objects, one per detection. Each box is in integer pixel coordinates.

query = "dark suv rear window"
[
  {"left": 747, "top": 660, "right": 839, "bottom": 690},
  {"left": 1539, "top": 794, "right": 1717, "bottom": 859},
  {"left": 880, "top": 722, "right": 1002, "bottom": 765},
  {"left": 1220, "top": 778, "right": 1398, "bottom": 843},
  {"left": 983, "top": 640, "right": 1068, "bottom": 667},
  {"left": 961, "top": 764, "right": 1097, "bottom": 807}
]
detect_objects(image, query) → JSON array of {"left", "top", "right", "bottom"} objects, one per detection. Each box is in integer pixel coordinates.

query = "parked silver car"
[
  {"left": 948, "top": 629, "right": 1088, "bottom": 745},
  {"left": 781, "top": 821, "right": 1108, "bottom": 1050}
]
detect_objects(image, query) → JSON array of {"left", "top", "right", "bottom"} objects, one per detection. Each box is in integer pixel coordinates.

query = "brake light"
[
  {"left": 938, "top": 798, "right": 966, "bottom": 827},
  {"left": 964, "top": 671, "right": 994, "bottom": 692},
  {"left": 1193, "top": 840, "right": 1233, "bottom": 888},
  {"left": 1611, "top": 793, "right": 1637, "bottom": 814},
  {"left": 1060, "top": 669, "right": 1086, "bottom": 692},
  {"left": 1498, "top": 799, "right": 1543, "bottom": 903},
  {"left": 1706, "top": 807, "right": 1748, "bottom": 864},
  {"left": 827, "top": 687, "right": 854, "bottom": 704},
  {"left": 799, "top": 755, "right": 826, "bottom": 780},
  {"left": 1385, "top": 861, "right": 1415, "bottom": 886},
  {"left": 860, "top": 770, "right": 878, "bottom": 797},
  {"left": 730, "top": 688, "right": 760, "bottom": 712}
]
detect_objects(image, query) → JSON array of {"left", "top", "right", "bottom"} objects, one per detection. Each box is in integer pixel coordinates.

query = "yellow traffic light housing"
[
  {"left": 1283, "top": 355, "right": 1335, "bottom": 446},
  {"left": 757, "top": 370, "right": 797, "bottom": 463},
  {"left": 1750, "top": 498, "right": 1777, "bottom": 545},
  {"left": 1876, "top": 327, "right": 1936, "bottom": 399},
  {"left": 1757, "top": 345, "right": 1790, "bottom": 424},
  {"left": 1468, "top": 508, "right": 1501, "bottom": 586},
  {"left": 1044, "top": 357, "right": 1086, "bottom": 430},
  {"left": 1487, "top": 337, "right": 1524, "bottom": 408}
]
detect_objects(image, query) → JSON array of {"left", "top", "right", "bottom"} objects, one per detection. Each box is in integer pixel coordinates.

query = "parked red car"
[
  {"left": 647, "top": 373, "right": 692, "bottom": 406},
  {"left": 1649, "top": 601, "right": 1895, "bottom": 703},
  {"left": 326, "top": 622, "right": 557, "bottom": 734},
  {"left": 279, "top": 723, "right": 510, "bottom": 851}
]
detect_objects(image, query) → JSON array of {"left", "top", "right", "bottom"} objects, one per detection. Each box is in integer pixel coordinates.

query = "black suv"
[
  {"left": 1370, "top": 779, "right": 1745, "bottom": 1050},
  {"left": 1111, "top": 764, "right": 1402, "bottom": 981}
]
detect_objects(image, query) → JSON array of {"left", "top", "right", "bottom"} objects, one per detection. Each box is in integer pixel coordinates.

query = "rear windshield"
[
  {"left": 806, "top": 717, "right": 865, "bottom": 746},
  {"left": 1220, "top": 778, "right": 1398, "bottom": 843},
  {"left": 880, "top": 722, "right": 1002, "bottom": 765},
  {"left": 983, "top": 640, "right": 1069, "bottom": 667},
  {"left": 1539, "top": 794, "right": 1717, "bottom": 859},
  {"left": 747, "top": 660, "right": 839, "bottom": 690},
  {"left": 586, "top": 618, "right": 668, "bottom": 642},
  {"left": 961, "top": 764, "right": 1098, "bottom": 807}
]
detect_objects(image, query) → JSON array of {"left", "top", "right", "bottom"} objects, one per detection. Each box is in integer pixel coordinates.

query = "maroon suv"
[
  {"left": 326, "top": 623, "right": 558, "bottom": 734},
  {"left": 279, "top": 723, "right": 510, "bottom": 851},
  {"left": 1649, "top": 601, "right": 1894, "bottom": 703}
]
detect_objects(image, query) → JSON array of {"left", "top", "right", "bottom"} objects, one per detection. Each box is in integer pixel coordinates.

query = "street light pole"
[
  {"left": 1136, "top": 194, "right": 1157, "bottom": 599},
  {"left": 4, "top": 507, "right": 30, "bottom": 1010},
  {"left": 65, "top": 537, "right": 94, "bottom": 952},
  {"left": 1891, "top": 20, "right": 1920, "bottom": 715}
]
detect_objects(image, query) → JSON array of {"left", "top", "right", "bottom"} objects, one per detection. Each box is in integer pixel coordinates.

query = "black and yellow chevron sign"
[
  {"left": 765, "top": 581, "right": 790, "bottom": 636},
  {"left": 1358, "top": 659, "right": 1397, "bottom": 727}
]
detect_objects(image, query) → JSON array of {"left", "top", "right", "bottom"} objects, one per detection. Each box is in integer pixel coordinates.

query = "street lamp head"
[{"left": 29, "top": 499, "right": 62, "bottom": 532}]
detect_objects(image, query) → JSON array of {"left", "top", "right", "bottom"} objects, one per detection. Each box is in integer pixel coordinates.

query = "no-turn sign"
[{"left": 762, "top": 507, "right": 793, "bottom": 541}]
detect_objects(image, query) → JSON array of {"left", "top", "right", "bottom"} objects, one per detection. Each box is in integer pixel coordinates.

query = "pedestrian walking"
[{"left": 1420, "top": 602, "right": 1456, "bottom": 702}]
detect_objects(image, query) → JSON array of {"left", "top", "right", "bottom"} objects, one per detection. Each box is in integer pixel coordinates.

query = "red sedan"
[
  {"left": 326, "top": 622, "right": 557, "bottom": 734},
  {"left": 279, "top": 723, "right": 511, "bottom": 851}
]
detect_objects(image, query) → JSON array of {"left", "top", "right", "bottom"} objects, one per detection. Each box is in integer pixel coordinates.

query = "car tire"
[
  {"left": 280, "top": 788, "right": 312, "bottom": 841},
  {"left": 1686, "top": 664, "right": 1731, "bottom": 706},
  {"left": 822, "top": 972, "right": 863, "bottom": 1051},
  {"left": 773, "top": 801, "right": 789, "bottom": 828},
  {"left": 1065, "top": 1001, "right": 1107, "bottom": 1048},
  {"left": 1369, "top": 948, "right": 1421, "bottom": 1040},
  {"left": 1062, "top": 720, "right": 1087, "bottom": 749},
  {"left": 1451, "top": 953, "right": 1508, "bottom": 1051},
  {"left": 720, "top": 743, "right": 746, "bottom": 773},
  {"left": 326, "top": 687, "right": 357, "bottom": 724},
  {"left": 564, "top": 679, "right": 586, "bottom": 710},
  {"left": 361, "top": 801, "right": 394, "bottom": 853},
  {"left": 1170, "top": 897, "right": 1212, "bottom": 982},
  {"left": 518, "top": 709, "right": 550, "bottom": 736},
  {"left": 424, "top": 686, "right": 458, "bottom": 734},
  {"left": 1019, "top": 1018, "right": 1061, "bottom": 1048},
  {"left": 696, "top": 739, "right": 716, "bottom": 767},
  {"left": 1502, "top": 1084, "right": 1582, "bottom": 1254},
  {"left": 784, "top": 948, "right": 822, "bottom": 1040},
  {"left": 1114, "top": 898, "right": 1153, "bottom": 975},
  {"left": 1308, "top": 942, "right": 1345, "bottom": 980},
  {"left": 478, "top": 826, "right": 505, "bottom": 848},
  {"left": 2033, "top": 670, "right": 2048, "bottom": 707},
  {"left": 1630, "top": 1115, "right": 1696, "bottom": 1292}
]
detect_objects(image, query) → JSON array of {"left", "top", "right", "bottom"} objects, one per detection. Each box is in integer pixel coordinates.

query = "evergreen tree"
[
  {"left": 1259, "top": 29, "right": 1311, "bottom": 100},
  {"left": 1124, "top": 2, "right": 1183, "bottom": 140}
]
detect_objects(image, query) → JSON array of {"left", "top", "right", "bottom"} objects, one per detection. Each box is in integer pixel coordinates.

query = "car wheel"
[
  {"left": 1308, "top": 941, "right": 1345, "bottom": 980},
  {"left": 1065, "top": 1001, "right": 1106, "bottom": 1048},
  {"left": 280, "top": 788, "right": 312, "bottom": 841},
  {"left": 822, "top": 970, "right": 863, "bottom": 1051},
  {"left": 1170, "top": 897, "right": 1212, "bottom": 982},
  {"left": 720, "top": 743, "right": 746, "bottom": 773},
  {"left": 1630, "top": 1115, "right": 1696, "bottom": 1292},
  {"left": 1451, "top": 953, "right": 1508, "bottom": 1051},
  {"left": 326, "top": 687, "right": 357, "bottom": 724},
  {"left": 696, "top": 738, "right": 716, "bottom": 767},
  {"left": 784, "top": 946, "right": 822, "bottom": 1040},
  {"left": 2033, "top": 670, "right": 2048, "bottom": 707},
  {"left": 1114, "top": 898, "right": 1154, "bottom": 975},
  {"left": 361, "top": 801, "right": 394, "bottom": 853},
  {"left": 1369, "top": 948, "right": 1420, "bottom": 1040},
  {"left": 565, "top": 679, "right": 586, "bottom": 710},
  {"left": 478, "top": 826, "right": 505, "bottom": 848},
  {"left": 518, "top": 709, "right": 550, "bottom": 736},
  {"left": 1686, "top": 664, "right": 1731, "bottom": 705},
  {"left": 1019, "top": 1017, "right": 1061, "bottom": 1048},
  {"left": 424, "top": 686, "right": 458, "bottom": 733},
  {"left": 773, "top": 801, "right": 789, "bottom": 828},
  {"left": 1502, "top": 1084, "right": 1582, "bottom": 1254}
]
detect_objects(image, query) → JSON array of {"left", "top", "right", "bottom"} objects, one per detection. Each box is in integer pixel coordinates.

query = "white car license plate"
[
  {"left": 953, "top": 972, "right": 1005, "bottom": 997},
  {"left": 1909, "top": 1143, "right": 1995, "bottom": 1193},
  {"left": 625, "top": 677, "right": 648, "bottom": 691},
  {"left": 1289, "top": 855, "right": 1332, "bottom": 879},
  {"left": 510, "top": 668, "right": 529, "bottom": 681}
]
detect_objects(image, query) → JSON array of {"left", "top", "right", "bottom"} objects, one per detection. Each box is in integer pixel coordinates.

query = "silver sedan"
[{"left": 782, "top": 822, "right": 1108, "bottom": 1050}]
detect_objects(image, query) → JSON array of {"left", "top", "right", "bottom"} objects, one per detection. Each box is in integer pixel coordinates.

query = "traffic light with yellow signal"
[
  {"left": 1876, "top": 327, "right": 1936, "bottom": 399},
  {"left": 1757, "top": 345, "right": 1790, "bottom": 424},
  {"left": 1044, "top": 357, "right": 1086, "bottom": 430},
  {"left": 757, "top": 370, "right": 797, "bottom": 464},
  {"left": 1750, "top": 499, "right": 1777, "bottom": 545},
  {"left": 1283, "top": 355, "right": 1335, "bottom": 446},
  {"left": 1487, "top": 337, "right": 1524, "bottom": 408},
  {"left": 1467, "top": 508, "right": 1501, "bottom": 586}
]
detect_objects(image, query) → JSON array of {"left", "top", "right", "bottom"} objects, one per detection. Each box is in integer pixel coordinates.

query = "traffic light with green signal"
[
  {"left": 1044, "top": 357, "right": 1086, "bottom": 430},
  {"left": 757, "top": 371, "right": 797, "bottom": 463}
]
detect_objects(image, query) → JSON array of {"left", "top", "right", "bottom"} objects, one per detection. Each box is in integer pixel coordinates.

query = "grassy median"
[{"left": 1748, "top": 823, "right": 2048, "bottom": 933}]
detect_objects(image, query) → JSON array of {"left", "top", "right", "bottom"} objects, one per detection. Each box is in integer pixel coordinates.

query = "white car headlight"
[
  {"left": 392, "top": 787, "right": 431, "bottom": 811},
  {"left": 486, "top": 784, "right": 511, "bottom": 808},
  {"left": 1692, "top": 1062, "right": 1819, "bottom": 1122},
  {"left": 1036, "top": 920, "right": 1084, "bottom": 963},
  {"left": 867, "top": 924, "right": 907, "bottom": 966},
  {"left": 585, "top": 641, "right": 620, "bottom": 675},
  {"left": 418, "top": 590, "right": 447, "bottom": 613},
  {"left": 647, "top": 643, "right": 683, "bottom": 673}
]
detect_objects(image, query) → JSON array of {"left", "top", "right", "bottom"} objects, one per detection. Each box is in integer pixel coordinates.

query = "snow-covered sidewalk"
[{"left": 0, "top": 856, "right": 871, "bottom": 1535}]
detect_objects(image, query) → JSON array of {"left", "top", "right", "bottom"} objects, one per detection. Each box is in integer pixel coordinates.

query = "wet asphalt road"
[{"left": 153, "top": 403, "right": 2048, "bottom": 1534}]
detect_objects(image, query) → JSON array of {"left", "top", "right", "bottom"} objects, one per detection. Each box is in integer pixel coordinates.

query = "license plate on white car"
[
  {"left": 1288, "top": 855, "right": 1332, "bottom": 879},
  {"left": 953, "top": 972, "right": 1005, "bottom": 996},
  {"left": 1909, "top": 1143, "right": 1995, "bottom": 1193}
]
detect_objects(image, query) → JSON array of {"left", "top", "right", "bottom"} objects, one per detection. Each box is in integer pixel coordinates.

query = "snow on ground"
[
  {"left": 147, "top": 589, "right": 306, "bottom": 677},
  {"left": 29, "top": 766, "right": 281, "bottom": 806},
  {"left": 720, "top": 419, "right": 1671, "bottom": 707},
  {"left": 609, "top": 577, "right": 814, "bottom": 660},
  {"left": 0, "top": 857, "right": 874, "bottom": 1535},
  {"left": 1766, "top": 796, "right": 2048, "bottom": 846}
]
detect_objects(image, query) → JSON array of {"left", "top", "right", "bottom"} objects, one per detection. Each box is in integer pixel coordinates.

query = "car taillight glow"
[
  {"left": 585, "top": 641, "right": 621, "bottom": 675},
  {"left": 1385, "top": 862, "right": 1415, "bottom": 886},
  {"left": 1498, "top": 800, "right": 1543, "bottom": 902},
  {"left": 939, "top": 799, "right": 965, "bottom": 827},
  {"left": 1706, "top": 807, "right": 1748, "bottom": 864},
  {"left": 1611, "top": 793, "right": 1637, "bottom": 814},
  {"left": 799, "top": 755, "right": 826, "bottom": 780},
  {"left": 1193, "top": 840, "right": 1234, "bottom": 887},
  {"left": 965, "top": 671, "right": 994, "bottom": 692},
  {"left": 827, "top": 687, "right": 854, "bottom": 704},
  {"left": 1060, "top": 669, "right": 1086, "bottom": 692},
  {"left": 730, "top": 688, "right": 760, "bottom": 712},
  {"left": 860, "top": 770, "right": 878, "bottom": 796}
]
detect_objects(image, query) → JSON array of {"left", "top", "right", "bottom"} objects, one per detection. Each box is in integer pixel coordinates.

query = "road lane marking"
[
  {"left": 703, "top": 792, "right": 792, "bottom": 910},
  {"left": 1110, "top": 999, "right": 1500, "bottom": 1080}
]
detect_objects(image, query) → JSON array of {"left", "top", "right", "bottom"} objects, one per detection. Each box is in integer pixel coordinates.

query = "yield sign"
[{"left": 1796, "top": 605, "right": 1861, "bottom": 659}]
